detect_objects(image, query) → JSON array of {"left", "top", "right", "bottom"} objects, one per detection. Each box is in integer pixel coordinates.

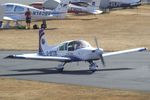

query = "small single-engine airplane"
[
  {"left": 1, "top": 0, "right": 69, "bottom": 28},
  {"left": 6, "top": 29, "right": 147, "bottom": 72},
  {"left": 68, "top": 0, "right": 103, "bottom": 14},
  {"left": 108, "top": 0, "right": 141, "bottom": 9}
]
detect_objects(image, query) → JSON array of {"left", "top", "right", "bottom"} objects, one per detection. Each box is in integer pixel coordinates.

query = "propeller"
[{"left": 94, "top": 37, "right": 105, "bottom": 67}]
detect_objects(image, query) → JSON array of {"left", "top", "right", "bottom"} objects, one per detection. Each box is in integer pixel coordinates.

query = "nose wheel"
[
  {"left": 56, "top": 62, "right": 66, "bottom": 72},
  {"left": 88, "top": 61, "right": 98, "bottom": 72}
]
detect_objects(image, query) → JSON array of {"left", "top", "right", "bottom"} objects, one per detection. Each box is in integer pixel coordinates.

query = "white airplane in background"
[
  {"left": 68, "top": 0, "right": 103, "bottom": 14},
  {"left": 108, "top": 0, "right": 141, "bottom": 9},
  {"left": 1, "top": 0, "right": 69, "bottom": 27},
  {"left": 0, "top": 0, "right": 45, "bottom": 5},
  {"left": 6, "top": 29, "right": 147, "bottom": 72}
]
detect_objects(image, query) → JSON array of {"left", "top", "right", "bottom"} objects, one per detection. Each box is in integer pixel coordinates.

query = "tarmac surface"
[{"left": 0, "top": 51, "right": 150, "bottom": 92}]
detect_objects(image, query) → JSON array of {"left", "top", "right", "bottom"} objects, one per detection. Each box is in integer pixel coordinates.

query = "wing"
[
  {"left": 90, "top": 10, "right": 103, "bottom": 14},
  {"left": 3, "top": 16, "right": 24, "bottom": 21},
  {"left": 3, "top": 16, "right": 16, "bottom": 21},
  {"left": 103, "top": 47, "right": 147, "bottom": 57},
  {"left": 5, "top": 53, "right": 71, "bottom": 62}
]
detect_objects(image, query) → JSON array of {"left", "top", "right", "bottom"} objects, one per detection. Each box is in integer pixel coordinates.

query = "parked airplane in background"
[
  {"left": 29, "top": 0, "right": 103, "bottom": 14},
  {"left": 2, "top": 0, "right": 69, "bottom": 27},
  {"left": 6, "top": 29, "right": 147, "bottom": 72},
  {"left": 108, "top": 0, "right": 141, "bottom": 9},
  {"left": 29, "top": 2, "right": 44, "bottom": 9},
  {"left": 0, "top": 0, "right": 45, "bottom": 5},
  {"left": 68, "top": 0, "right": 103, "bottom": 14},
  {"left": 30, "top": 0, "right": 61, "bottom": 10},
  {"left": 67, "top": 0, "right": 141, "bottom": 14}
]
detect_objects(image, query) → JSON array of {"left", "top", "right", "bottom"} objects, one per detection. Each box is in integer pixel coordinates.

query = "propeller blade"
[
  {"left": 100, "top": 54, "right": 105, "bottom": 67},
  {"left": 94, "top": 37, "right": 106, "bottom": 67},
  {"left": 94, "top": 37, "right": 99, "bottom": 49}
]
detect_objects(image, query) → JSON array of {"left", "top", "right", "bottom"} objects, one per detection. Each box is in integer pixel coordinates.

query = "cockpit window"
[
  {"left": 71, "top": 2, "right": 89, "bottom": 7},
  {"left": 68, "top": 40, "right": 89, "bottom": 51},
  {"left": 68, "top": 41, "right": 75, "bottom": 51},
  {"left": 92, "top": 2, "right": 95, "bottom": 6},
  {"left": 5, "top": 5, "right": 14, "bottom": 12},
  {"left": 59, "top": 45, "right": 64, "bottom": 51},
  {"left": 59, "top": 43, "right": 68, "bottom": 51},
  {"left": 14, "top": 6, "right": 24, "bottom": 12}
]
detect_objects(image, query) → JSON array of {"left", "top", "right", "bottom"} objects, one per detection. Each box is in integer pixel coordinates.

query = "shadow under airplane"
[{"left": 0, "top": 67, "right": 134, "bottom": 77}]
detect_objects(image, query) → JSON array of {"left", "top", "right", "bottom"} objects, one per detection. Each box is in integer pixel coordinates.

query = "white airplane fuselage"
[
  {"left": 108, "top": 0, "right": 141, "bottom": 8},
  {"left": 3, "top": 3, "right": 66, "bottom": 21},
  {"left": 0, "top": 0, "right": 44, "bottom": 5},
  {"left": 68, "top": 0, "right": 103, "bottom": 15},
  {"left": 69, "top": 4, "right": 103, "bottom": 14},
  {"left": 39, "top": 37, "right": 103, "bottom": 61}
]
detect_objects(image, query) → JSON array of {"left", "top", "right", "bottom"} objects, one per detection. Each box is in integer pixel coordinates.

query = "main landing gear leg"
[
  {"left": 56, "top": 62, "right": 66, "bottom": 72},
  {"left": 88, "top": 61, "right": 98, "bottom": 72}
]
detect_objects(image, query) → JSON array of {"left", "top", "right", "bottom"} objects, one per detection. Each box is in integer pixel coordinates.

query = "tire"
[{"left": 57, "top": 68, "right": 64, "bottom": 72}]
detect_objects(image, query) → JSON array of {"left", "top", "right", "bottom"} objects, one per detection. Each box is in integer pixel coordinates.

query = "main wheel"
[
  {"left": 90, "top": 68, "right": 97, "bottom": 72},
  {"left": 89, "top": 63, "right": 97, "bottom": 72},
  {"left": 57, "top": 68, "right": 64, "bottom": 72}
]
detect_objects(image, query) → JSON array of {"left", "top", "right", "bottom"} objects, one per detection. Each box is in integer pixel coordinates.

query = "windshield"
[
  {"left": 68, "top": 40, "right": 91, "bottom": 51},
  {"left": 14, "top": 6, "right": 25, "bottom": 12},
  {"left": 71, "top": 2, "right": 89, "bottom": 7},
  {"left": 5, "top": 5, "right": 14, "bottom": 12}
]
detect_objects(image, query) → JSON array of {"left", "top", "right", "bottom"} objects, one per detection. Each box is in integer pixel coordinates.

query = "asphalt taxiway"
[{"left": 0, "top": 51, "right": 150, "bottom": 92}]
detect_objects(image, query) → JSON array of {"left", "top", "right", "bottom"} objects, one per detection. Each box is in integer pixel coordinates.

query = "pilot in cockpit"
[
  {"left": 75, "top": 41, "right": 83, "bottom": 49},
  {"left": 68, "top": 40, "right": 85, "bottom": 51}
]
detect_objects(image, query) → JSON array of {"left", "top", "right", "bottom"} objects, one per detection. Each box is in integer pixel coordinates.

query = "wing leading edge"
[
  {"left": 5, "top": 53, "right": 71, "bottom": 62},
  {"left": 103, "top": 47, "right": 147, "bottom": 57},
  {"left": 5, "top": 47, "right": 147, "bottom": 62},
  {"left": 3, "top": 16, "right": 16, "bottom": 21}
]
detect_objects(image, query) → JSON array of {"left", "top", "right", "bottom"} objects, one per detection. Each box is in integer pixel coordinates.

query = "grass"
[
  {"left": 0, "top": 5, "right": 150, "bottom": 51},
  {"left": 0, "top": 78, "right": 150, "bottom": 100}
]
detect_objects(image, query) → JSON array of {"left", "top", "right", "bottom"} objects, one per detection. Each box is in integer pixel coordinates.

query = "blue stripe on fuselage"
[
  {"left": 63, "top": 55, "right": 82, "bottom": 62},
  {"left": 32, "top": 11, "right": 65, "bottom": 16}
]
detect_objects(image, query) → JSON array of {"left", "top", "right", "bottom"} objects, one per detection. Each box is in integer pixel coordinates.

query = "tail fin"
[
  {"left": 39, "top": 28, "right": 49, "bottom": 55},
  {"left": 131, "top": 0, "right": 142, "bottom": 6},
  {"left": 52, "top": 0, "right": 69, "bottom": 16},
  {"left": 87, "top": 0, "right": 103, "bottom": 14}
]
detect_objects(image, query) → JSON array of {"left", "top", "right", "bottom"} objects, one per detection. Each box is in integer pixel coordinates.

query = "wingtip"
[
  {"left": 139, "top": 47, "right": 148, "bottom": 52},
  {"left": 4, "top": 55, "right": 15, "bottom": 59}
]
